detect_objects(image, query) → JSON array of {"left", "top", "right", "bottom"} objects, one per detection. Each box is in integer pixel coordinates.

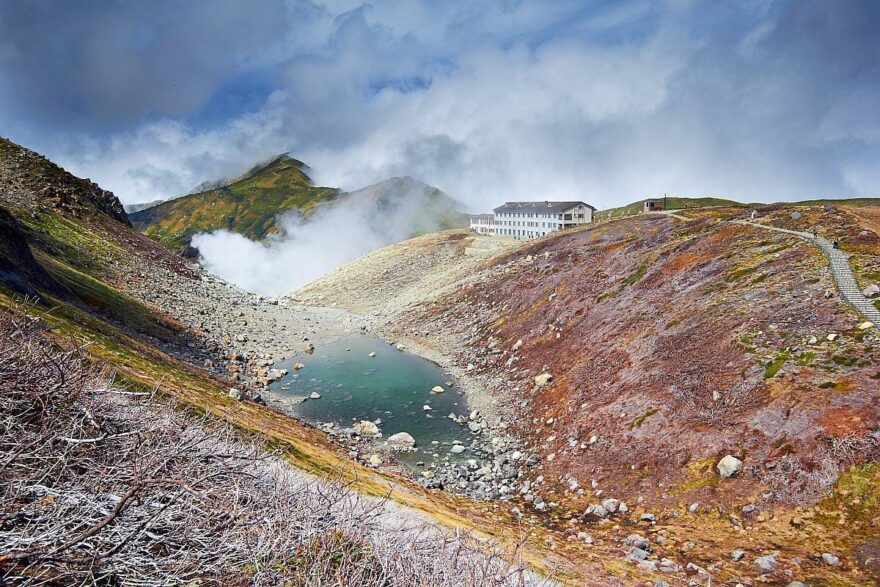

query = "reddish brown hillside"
[{"left": 404, "top": 213, "right": 880, "bottom": 511}]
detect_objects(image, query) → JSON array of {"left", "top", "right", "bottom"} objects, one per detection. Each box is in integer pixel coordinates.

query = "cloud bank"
[
  {"left": 190, "top": 206, "right": 380, "bottom": 297},
  {"left": 1, "top": 1, "right": 879, "bottom": 294},
  {"left": 0, "top": 0, "right": 877, "bottom": 211}
]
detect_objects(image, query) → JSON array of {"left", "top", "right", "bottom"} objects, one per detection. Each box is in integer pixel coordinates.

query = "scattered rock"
[
  {"left": 309, "top": 392, "right": 321, "bottom": 399},
  {"left": 386, "top": 432, "right": 416, "bottom": 449},
  {"left": 827, "top": 333, "right": 838, "bottom": 342},
  {"left": 863, "top": 284, "right": 880, "bottom": 297},
  {"left": 626, "top": 547, "right": 649, "bottom": 562},
  {"left": 354, "top": 420, "right": 380, "bottom": 437},
  {"left": 731, "top": 550, "right": 745, "bottom": 561},
  {"left": 534, "top": 373, "right": 553, "bottom": 387},
  {"left": 450, "top": 444, "right": 466, "bottom": 454},
  {"left": 623, "top": 534, "right": 650, "bottom": 551},
  {"left": 822, "top": 552, "right": 840, "bottom": 566},
  {"left": 859, "top": 321, "right": 875, "bottom": 330},
  {"left": 368, "top": 454, "right": 382, "bottom": 467},
  {"left": 754, "top": 551, "right": 779, "bottom": 574},
  {"left": 717, "top": 455, "right": 743, "bottom": 478},
  {"left": 368, "top": 351, "right": 377, "bottom": 357},
  {"left": 227, "top": 387, "right": 242, "bottom": 401},
  {"left": 431, "top": 385, "right": 445, "bottom": 394}
]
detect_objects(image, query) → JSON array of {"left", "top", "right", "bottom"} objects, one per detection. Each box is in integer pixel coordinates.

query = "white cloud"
[{"left": 192, "top": 178, "right": 460, "bottom": 295}]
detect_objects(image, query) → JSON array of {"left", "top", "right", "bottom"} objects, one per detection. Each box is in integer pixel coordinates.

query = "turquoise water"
[{"left": 268, "top": 335, "right": 470, "bottom": 467}]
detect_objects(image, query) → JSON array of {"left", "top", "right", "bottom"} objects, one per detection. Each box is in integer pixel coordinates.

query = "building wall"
[
  {"left": 469, "top": 217, "right": 495, "bottom": 235},
  {"left": 493, "top": 204, "right": 593, "bottom": 239}
]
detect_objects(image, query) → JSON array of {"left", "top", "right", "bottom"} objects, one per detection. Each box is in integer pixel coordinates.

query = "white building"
[
  {"left": 493, "top": 201, "right": 595, "bottom": 239},
  {"left": 468, "top": 213, "right": 495, "bottom": 235}
]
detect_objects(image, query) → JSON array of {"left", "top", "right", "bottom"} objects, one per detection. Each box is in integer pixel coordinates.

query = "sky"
[{"left": 1, "top": 0, "right": 878, "bottom": 212}]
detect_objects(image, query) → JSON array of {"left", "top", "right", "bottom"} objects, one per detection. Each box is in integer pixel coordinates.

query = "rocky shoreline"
[{"left": 122, "top": 261, "right": 532, "bottom": 502}]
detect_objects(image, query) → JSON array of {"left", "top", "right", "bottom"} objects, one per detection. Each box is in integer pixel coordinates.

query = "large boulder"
[
  {"left": 354, "top": 420, "right": 380, "bottom": 437},
  {"left": 623, "top": 534, "right": 650, "bottom": 551},
  {"left": 717, "top": 455, "right": 743, "bottom": 478},
  {"left": 534, "top": 373, "right": 553, "bottom": 387},
  {"left": 386, "top": 432, "right": 416, "bottom": 449},
  {"left": 754, "top": 551, "right": 779, "bottom": 574}
]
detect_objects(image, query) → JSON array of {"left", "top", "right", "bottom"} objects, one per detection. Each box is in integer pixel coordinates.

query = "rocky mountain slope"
[
  {"left": 293, "top": 205, "right": 880, "bottom": 585},
  {"left": 0, "top": 139, "right": 544, "bottom": 587},
  {"left": 6, "top": 134, "right": 880, "bottom": 584},
  {"left": 130, "top": 155, "right": 466, "bottom": 253},
  {"left": 0, "top": 136, "right": 626, "bottom": 585}
]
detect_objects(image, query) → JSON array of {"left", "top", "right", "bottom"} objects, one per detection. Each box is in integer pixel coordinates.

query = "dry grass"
[{"left": 0, "top": 301, "right": 553, "bottom": 586}]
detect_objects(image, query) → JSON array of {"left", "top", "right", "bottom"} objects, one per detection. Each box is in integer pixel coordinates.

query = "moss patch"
[
  {"left": 725, "top": 266, "right": 758, "bottom": 283},
  {"left": 630, "top": 407, "right": 659, "bottom": 429},
  {"left": 764, "top": 352, "right": 790, "bottom": 379}
]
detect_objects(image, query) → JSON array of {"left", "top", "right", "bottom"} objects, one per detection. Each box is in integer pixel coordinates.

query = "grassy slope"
[
  {"left": 598, "top": 196, "right": 745, "bottom": 219},
  {"left": 130, "top": 155, "right": 341, "bottom": 250},
  {"left": 600, "top": 196, "right": 880, "bottom": 221}
]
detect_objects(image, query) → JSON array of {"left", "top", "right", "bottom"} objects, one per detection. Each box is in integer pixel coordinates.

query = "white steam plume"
[{"left": 191, "top": 178, "right": 462, "bottom": 295}]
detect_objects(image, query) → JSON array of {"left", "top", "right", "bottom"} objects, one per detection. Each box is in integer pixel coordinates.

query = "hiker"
[
  {"left": 750, "top": 209, "right": 757, "bottom": 220},
  {"left": 833, "top": 238, "right": 840, "bottom": 250},
  {"left": 812, "top": 227, "right": 818, "bottom": 239}
]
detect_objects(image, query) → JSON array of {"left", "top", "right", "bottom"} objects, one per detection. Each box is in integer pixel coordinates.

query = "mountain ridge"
[
  {"left": 129, "top": 153, "right": 340, "bottom": 251},
  {"left": 130, "top": 155, "right": 468, "bottom": 252}
]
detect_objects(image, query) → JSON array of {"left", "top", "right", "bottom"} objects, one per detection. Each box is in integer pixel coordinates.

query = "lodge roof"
[{"left": 493, "top": 201, "right": 595, "bottom": 213}]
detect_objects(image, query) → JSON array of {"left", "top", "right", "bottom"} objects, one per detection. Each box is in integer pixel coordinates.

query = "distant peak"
[
  {"left": 185, "top": 153, "right": 312, "bottom": 196},
  {"left": 365, "top": 176, "right": 430, "bottom": 189}
]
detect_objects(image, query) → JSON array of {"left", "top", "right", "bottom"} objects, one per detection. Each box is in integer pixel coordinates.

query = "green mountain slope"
[
  {"left": 598, "top": 195, "right": 745, "bottom": 219},
  {"left": 130, "top": 154, "right": 341, "bottom": 251},
  {"left": 131, "top": 157, "right": 468, "bottom": 254}
]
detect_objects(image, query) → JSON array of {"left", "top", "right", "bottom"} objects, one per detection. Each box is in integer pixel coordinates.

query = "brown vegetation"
[
  {"left": 405, "top": 213, "right": 880, "bottom": 514},
  {"left": 0, "top": 303, "right": 549, "bottom": 586}
]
